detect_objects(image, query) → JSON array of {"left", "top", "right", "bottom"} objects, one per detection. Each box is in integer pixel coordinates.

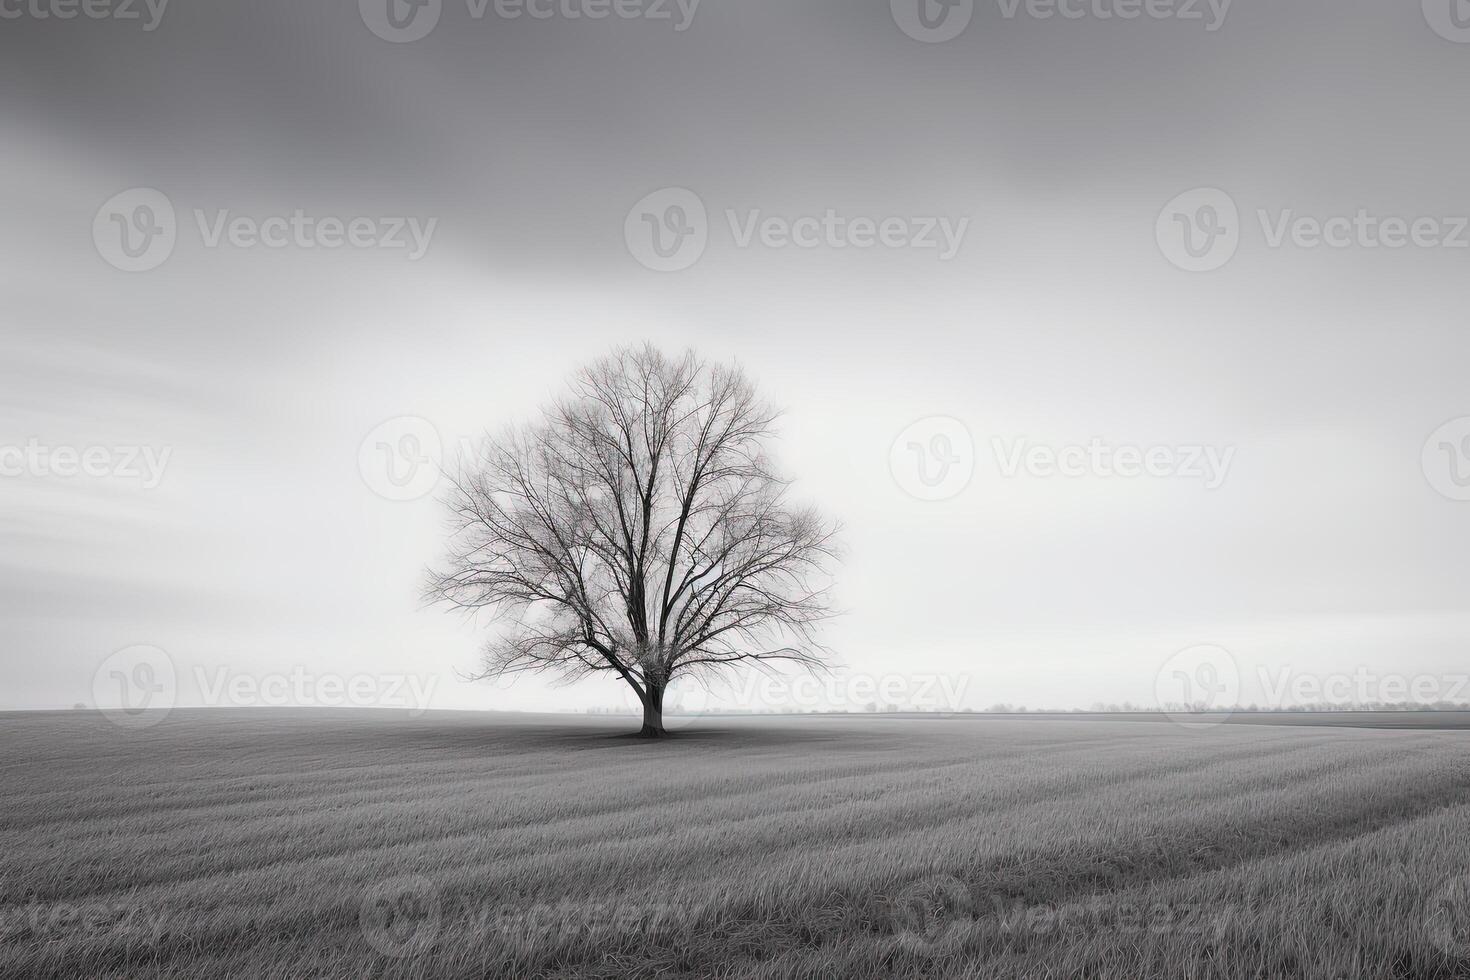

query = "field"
[{"left": 5, "top": 710, "right": 1470, "bottom": 979}]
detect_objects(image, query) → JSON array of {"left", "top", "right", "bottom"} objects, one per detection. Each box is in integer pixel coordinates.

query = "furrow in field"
[
  {"left": 5, "top": 733, "right": 1433, "bottom": 962},
  {"left": 6, "top": 731, "right": 1321, "bottom": 903}
]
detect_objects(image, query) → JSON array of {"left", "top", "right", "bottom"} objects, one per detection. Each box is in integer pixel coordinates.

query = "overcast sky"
[{"left": 4, "top": 0, "right": 1469, "bottom": 715}]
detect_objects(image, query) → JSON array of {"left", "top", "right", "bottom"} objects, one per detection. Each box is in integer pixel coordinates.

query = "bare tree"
[{"left": 426, "top": 345, "right": 841, "bottom": 736}]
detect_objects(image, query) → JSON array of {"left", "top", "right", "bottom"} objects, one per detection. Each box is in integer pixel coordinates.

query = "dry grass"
[{"left": 4, "top": 709, "right": 1470, "bottom": 978}]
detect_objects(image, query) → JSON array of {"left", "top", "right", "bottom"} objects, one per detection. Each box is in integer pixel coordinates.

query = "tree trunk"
[{"left": 639, "top": 683, "right": 666, "bottom": 737}]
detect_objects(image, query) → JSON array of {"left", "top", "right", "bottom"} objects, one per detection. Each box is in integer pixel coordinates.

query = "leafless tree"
[{"left": 425, "top": 344, "right": 841, "bottom": 736}]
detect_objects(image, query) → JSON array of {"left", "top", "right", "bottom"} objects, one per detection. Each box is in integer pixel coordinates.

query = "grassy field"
[{"left": 5, "top": 710, "right": 1470, "bottom": 979}]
